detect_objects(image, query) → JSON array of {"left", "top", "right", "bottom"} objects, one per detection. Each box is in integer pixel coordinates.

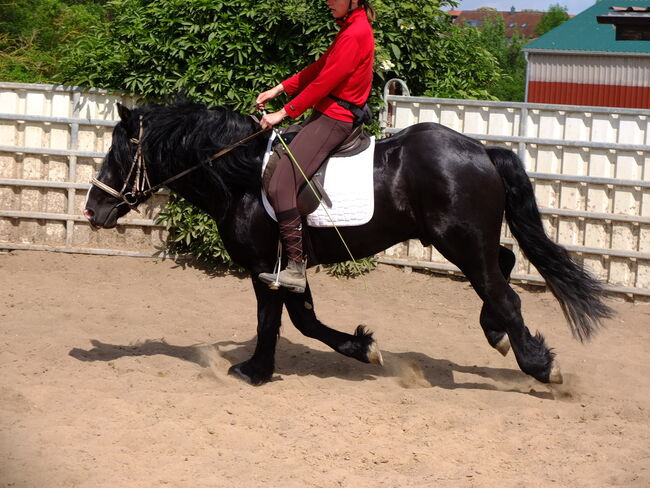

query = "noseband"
[
  {"left": 91, "top": 114, "right": 151, "bottom": 210},
  {"left": 91, "top": 113, "right": 270, "bottom": 210}
]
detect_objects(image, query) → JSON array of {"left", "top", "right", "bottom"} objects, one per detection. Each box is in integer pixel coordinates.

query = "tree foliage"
[
  {"left": 56, "top": 0, "right": 506, "bottom": 107},
  {"left": 476, "top": 14, "right": 527, "bottom": 102},
  {"left": 371, "top": 1, "right": 504, "bottom": 100},
  {"left": 535, "top": 3, "right": 570, "bottom": 37},
  {"left": 0, "top": 0, "right": 105, "bottom": 82},
  {"left": 156, "top": 193, "right": 235, "bottom": 266}
]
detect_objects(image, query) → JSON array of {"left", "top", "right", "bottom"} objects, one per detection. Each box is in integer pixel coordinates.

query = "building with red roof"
[
  {"left": 524, "top": 0, "right": 650, "bottom": 108},
  {"left": 448, "top": 7, "right": 545, "bottom": 38}
]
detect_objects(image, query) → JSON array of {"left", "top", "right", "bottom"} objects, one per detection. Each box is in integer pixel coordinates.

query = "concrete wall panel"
[{"left": 0, "top": 82, "right": 163, "bottom": 257}]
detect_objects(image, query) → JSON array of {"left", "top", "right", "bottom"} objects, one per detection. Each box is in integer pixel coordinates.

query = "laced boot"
[
  {"left": 259, "top": 259, "right": 306, "bottom": 293},
  {"left": 259, "top": 217, "right": 307, "bottom": 293}
]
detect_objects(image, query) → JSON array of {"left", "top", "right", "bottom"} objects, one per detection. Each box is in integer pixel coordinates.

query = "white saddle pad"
[{"left": 261, "top": 133, "right": 375, "bottom": 228}]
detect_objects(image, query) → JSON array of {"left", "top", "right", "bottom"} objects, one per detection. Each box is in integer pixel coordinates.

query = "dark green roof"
[{"left": 524, "top": 0, "right": 650, "bottom": 54}]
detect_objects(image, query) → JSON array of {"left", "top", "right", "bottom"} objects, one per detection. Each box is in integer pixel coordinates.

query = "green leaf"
[{"left": 389, "top": 43, "right": 401, "bottom": 60}]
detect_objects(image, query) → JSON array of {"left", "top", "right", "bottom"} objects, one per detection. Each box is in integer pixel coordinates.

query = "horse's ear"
[{"left": 116, "top": 103, "right": 132, "bottom": 123}]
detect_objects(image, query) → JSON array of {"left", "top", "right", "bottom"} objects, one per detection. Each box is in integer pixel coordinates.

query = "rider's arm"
[
  {"left": 282, "top": 33, "right": 360, "bottom": 119},
  {"left": 281, "top": 44, "right": 333, "bottom": 98}
]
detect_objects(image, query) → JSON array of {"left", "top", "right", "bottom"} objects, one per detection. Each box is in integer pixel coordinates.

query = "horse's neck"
[{"left": 162, "top": 112, "right": 266, "bottom": 223}]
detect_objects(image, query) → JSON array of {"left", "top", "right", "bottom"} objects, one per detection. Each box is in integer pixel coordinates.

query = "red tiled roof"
[{"left": 450, "top": 10, "right": 545, "bottom": 38}]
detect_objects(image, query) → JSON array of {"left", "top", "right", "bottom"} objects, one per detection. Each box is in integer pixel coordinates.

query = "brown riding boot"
[{"left": 259, "top": 217, "right": 307, "bottom": 293}]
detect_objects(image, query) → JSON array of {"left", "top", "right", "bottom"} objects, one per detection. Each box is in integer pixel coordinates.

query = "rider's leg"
[
  {"left": 259, "top": 209, "right": 307, "bottom": 293},
  {"left": 260, "top": 111, "right": 353, "bottom": 292}
]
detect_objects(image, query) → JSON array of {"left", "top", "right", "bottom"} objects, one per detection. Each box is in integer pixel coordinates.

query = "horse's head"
[{"left": 84, "top": 103, "right": 154, "bottom": 229}]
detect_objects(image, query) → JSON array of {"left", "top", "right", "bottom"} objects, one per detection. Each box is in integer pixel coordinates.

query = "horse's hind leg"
[
  {"left": 433, "top": 237, "right": 561, "bottom": 384},
  {"left": 283, "top": 282, "right": 383, "bottom": 366},
  {"left": 480, "top": 245, "right": 515, "bottom": 356},
  {"left": 480, "top": 283, "right": 561, "bottom": 383}
]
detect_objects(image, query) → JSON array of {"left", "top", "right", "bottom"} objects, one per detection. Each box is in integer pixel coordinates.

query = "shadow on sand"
[{"left": 69, "top": 336, "right": 553, "bottom": 399}]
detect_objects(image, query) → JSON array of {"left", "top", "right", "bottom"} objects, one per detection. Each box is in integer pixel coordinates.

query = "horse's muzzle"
[{"left": 83, "top": 208, "right": 100, "bottom": 229}]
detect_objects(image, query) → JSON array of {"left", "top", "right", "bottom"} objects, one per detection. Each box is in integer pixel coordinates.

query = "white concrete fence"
[
  {"left": 1, "top": 82, "right": 649, "bottom": 297},
  {"left": 0, "top": 82, "right": 167, "bottom": 257}
]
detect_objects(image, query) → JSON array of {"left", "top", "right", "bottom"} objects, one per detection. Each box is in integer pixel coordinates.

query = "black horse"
[{"left": 84, "top": 102, "right": 613, "bottom": 386}]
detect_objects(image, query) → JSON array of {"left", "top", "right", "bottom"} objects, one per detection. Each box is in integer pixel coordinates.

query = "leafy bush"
[
  {"left": 371, "top": 1, "right": 503, "bottom": 100},
  {"left": 0, "top": 0, "right": 105, "bottom": 82},
  {"left": 156, "top": 193, "right": 234, "bottom": 266},
  {"left": 466, "top": 14, "right": 528, "bottom": 102},
  {"left": 57, "top": 0, "right": 335, "bottom": 108},
  {"left": 326, "top": 257, "right": 378, "bottom": 278},
  {"left": 57, "top": 0, "right": 513, "bottom": 107}
]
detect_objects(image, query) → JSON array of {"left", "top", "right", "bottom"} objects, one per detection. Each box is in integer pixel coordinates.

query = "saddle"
[{"left": 262, "top": 124, "right": 372, "bottom": 215}]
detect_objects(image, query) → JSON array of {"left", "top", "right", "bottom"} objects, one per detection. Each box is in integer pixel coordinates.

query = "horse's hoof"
[
  {"left": 227, "top": 362, "right": 272, "bottom": 386},
  {"left": 495, "top": 335, "right": 511, "bottom": 357},
  {"left": 367, "top": 341, "right": 384, "bottom": 366},
  {"left": 548, "top": 361, "right": 563, "bottom": 384}
]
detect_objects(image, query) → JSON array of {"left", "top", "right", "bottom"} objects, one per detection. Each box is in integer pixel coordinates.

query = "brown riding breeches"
[{"left": 267, "top": 111, "right": 353, "bottom": 221}]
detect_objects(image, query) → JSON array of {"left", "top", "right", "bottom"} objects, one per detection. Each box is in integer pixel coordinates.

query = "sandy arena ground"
[{"left": 1, "top": 250, "right": 649, "bottom": 487}]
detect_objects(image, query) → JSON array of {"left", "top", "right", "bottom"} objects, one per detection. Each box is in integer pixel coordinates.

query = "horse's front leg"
[
  {"left": 284, "top": 282, "right": 383, "bottom": 366},
  {"left": 228, "top": 277, "right": 283, "bottom": 386}
]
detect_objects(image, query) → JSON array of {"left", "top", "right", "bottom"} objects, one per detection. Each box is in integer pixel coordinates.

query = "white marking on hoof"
[
  {"left": 549, "top": 361, "right": 563, "bottom": 384},
  {"left": 367, "top": 342, "right": 384, "bottom": 366},
  {"left": 495, "top": 335, "right": 511, "bottom": 357}
]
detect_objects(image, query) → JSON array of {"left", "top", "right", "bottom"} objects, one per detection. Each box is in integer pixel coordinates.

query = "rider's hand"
[
  {"left": 256, "top": 84, "right": 285, "bottom": 110},
  {"left": 260, "top": 109, "right": 287, "bottom": 130}
]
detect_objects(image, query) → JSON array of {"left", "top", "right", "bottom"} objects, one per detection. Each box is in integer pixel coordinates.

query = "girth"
[{"left": 262, "top": 124, "right": 371, "bottom": 215}]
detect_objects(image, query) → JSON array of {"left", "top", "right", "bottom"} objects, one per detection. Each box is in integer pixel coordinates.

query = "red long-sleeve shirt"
[{"left": 281, "top": 7, "right": 374, "bottom": 123}]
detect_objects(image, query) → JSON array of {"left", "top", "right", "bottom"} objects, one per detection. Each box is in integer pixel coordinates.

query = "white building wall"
[{"left": 527, "top": 53, "right": 650, "bottom": 87}]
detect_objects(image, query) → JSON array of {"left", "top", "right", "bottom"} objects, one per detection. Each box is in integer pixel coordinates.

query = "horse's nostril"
[{"left": 83, "top": 208, "right": 94, "bottom": 220}]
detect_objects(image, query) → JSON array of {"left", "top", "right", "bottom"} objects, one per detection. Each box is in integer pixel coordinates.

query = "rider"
[{"left": 257, "top": 0, "right": 375, "bottom": 293}]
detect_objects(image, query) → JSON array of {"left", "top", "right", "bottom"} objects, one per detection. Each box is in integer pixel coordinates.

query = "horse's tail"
[{"left": 486, "top": 146, "right": 614, "bottom": 341}]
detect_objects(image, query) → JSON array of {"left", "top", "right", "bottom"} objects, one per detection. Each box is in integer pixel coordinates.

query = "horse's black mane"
[{"left": 111, "top": 102, "right": 266, "bottom": 202}]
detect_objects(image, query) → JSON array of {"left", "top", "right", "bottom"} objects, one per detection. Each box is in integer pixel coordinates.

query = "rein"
[{"left": 91, "top": 114, "right": 270, "bottom": 209}]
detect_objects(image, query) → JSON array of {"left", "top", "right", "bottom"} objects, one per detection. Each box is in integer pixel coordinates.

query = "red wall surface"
[{"left": 528, "top": 81, "right": 650, "bottom": 109}]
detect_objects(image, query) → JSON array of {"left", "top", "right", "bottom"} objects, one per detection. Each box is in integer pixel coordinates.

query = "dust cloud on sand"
[{"left": 1, "top": 251, "right": 649, "bottom": 487}]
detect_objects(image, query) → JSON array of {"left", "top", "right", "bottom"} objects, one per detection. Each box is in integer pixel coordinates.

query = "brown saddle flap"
[{"left": 263, "top": 125, "right": 371, "bottom": 216}]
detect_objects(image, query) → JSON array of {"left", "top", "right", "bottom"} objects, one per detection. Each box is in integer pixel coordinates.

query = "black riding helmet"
[{"left": 337, "top": 0, "right": 366, "bottom": 18}]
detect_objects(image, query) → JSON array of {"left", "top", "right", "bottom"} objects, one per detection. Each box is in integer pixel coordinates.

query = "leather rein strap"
[{"left": 91, "top": 114, "right": 269, "bottom": 208}]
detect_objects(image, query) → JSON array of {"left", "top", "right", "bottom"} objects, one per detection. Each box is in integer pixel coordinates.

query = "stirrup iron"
[{"left": 267, "top": 241, "right": 283, "bottom": 290}]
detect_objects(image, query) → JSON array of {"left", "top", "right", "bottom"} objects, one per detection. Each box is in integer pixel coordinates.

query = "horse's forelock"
[{"left": 103, "top": 120, "right": 135, "bottom": 180}]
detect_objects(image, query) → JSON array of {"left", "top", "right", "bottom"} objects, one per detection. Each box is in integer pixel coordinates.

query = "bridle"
[{"left": 90, "top": 114, "right": 270, "bottom": 210}]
